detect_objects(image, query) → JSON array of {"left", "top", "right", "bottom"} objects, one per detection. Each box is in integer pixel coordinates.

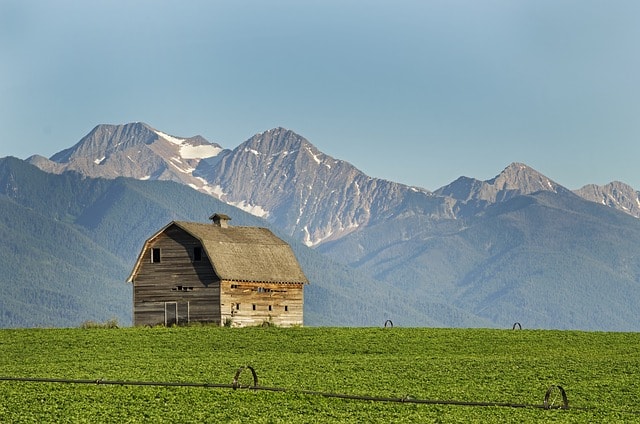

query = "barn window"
[
  {"left": 268, "top": 305, "right": 272, "bottom": 311},
  {"left": 172, "top": 286, "right": 194, "bottom": 292},
  {"left": 151, "top": 248, "right": 161, "bottom": 263},
  {"left": 252, "top": 304, "right": 256, "bottom": 311},
  {"left": 193, "top": 247, "right": 202, "bottom": 261},
  {"left": 236, "top": 303, "right": 240, "bottom": 310},
  {"left": 284, "top": 306, "right": 289, "bottom": 312}
]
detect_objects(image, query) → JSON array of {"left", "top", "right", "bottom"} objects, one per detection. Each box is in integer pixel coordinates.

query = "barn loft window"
[
  {"left": 172, "top": 286, "right": 193, "bottom": 292},
  {"left": 151, "top": 248, "right": 161, "bottom": 263},
  {"left": 193, "top": 247, "right": 202, "bottom": 261}
]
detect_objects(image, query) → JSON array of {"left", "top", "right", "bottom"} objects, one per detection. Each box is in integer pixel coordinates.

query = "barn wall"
[
  {"left": 220, "top": 281, "right": 304, "bottom": 327},
  {"left": 133, "top": 226, "right": 220, "bottom": 326}
]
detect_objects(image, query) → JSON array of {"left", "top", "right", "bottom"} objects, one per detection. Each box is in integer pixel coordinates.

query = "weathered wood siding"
[
  {"left": 133, "top": 226, "right": 220, "bottom": 326},
  {"left": 220, "top": 281, "right": 304, "bottom": 327}
]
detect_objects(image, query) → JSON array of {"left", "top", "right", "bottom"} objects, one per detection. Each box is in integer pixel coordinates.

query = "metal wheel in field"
[
  {"left": 543, "top": 385, "right": 568, "bottom": 410},
  {"left": 233, "top": 365, "right": 259, "bottom": 389}
]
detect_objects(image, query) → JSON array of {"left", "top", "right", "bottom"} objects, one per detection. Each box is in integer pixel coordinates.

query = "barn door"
[
  {"left": 165, "top": 301, "right": 190, "bottom": 326},
  {"left": 165, "top": 302, "right": 177, "bottom": 326}
]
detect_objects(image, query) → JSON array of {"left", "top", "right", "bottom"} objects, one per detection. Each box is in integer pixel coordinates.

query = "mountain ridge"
[
  {"left": 574, "top": 181, "right": 640, "bottom": 219},
  {"left": 27, "top": 123, "right": 640, "bottom": 227}
]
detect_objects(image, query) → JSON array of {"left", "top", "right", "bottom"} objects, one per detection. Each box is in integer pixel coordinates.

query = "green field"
[{"left": 0, "top": 326, "right": 638, "bottom": 423}]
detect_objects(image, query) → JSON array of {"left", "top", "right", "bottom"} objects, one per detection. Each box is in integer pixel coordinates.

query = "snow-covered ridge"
[
  {"left": 154, "top": 130, "right": 222, "bottom": 159},
  {"left": 154, "top": 130, "right": 185, "bottom": 145}
]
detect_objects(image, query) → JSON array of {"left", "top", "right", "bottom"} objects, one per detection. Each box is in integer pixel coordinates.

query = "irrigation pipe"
[
  {"left": 0, "top": 366, "right": 573, "bottom": 411},
  {"left": 5, "top": 366, "right": 639, "bottom": 415}
]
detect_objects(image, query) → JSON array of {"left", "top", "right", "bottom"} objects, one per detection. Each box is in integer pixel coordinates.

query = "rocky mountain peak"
[
  {"left": 490, "top": 162, "right": 560, "bottom": 194},
  {"left": 28, "top": 122, "right": 224, "bottom": 191},
  {"left": 50, "top": 122, "right": 157, "bottom": 163},
  {"left": 434, "top": 162, "right": 564, "bottom": 215},
  {"left": 197, "top": 126, "right": 438, "bottom": 246},
  {"left": 241, "top": 127, "right": 316, "bottom": 157}
]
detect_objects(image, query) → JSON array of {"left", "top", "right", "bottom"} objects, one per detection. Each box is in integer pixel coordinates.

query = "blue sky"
[{"left": 1, "top": 1, "right": 639, "bottom": 190}]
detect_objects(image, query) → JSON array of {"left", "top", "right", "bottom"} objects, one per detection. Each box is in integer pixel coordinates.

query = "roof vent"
[{"left": 209, "top": 213, "right": 231, "bottom": 228}]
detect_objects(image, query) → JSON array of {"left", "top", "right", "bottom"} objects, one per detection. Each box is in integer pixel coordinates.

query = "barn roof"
[{"left": 127, "top": 220, "right": 308, "bottom": 284}]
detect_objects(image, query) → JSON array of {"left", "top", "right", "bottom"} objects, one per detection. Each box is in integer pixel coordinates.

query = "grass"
[{"left": 0, "top": 326, "right": 639, "bottom": 423}]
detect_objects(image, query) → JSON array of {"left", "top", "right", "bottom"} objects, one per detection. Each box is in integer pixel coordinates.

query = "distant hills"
[{"left": 1, "top": 122, "right": 639, "bottom": 330}]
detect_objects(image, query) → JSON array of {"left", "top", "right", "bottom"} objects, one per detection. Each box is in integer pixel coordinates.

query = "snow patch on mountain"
[
  {"left": 154, "top": 129, "right": 222, "bottom": 159},
  {"left": 228, "top": 200, "right": 269, "bottom": 218},
  {"left": 244, "top": 147, "right": 261, "bottom": 156},
  {"left": 169, "top": 157, "right": 195, "bottom": 174},
  {"left": 181, "top": 144, "right": 222, "bottom": 159},
  {"left": 207, "top": 184, "right": 226, "bottom": 198},
  {"left": 307, "top": 146, "right": 321, "bottom": 164},
  {"left": 302, "top": 226, "right": 313, "bottom": 247},
  {"left": 199, "top": 183, "right": 267, "bottom": 217}
]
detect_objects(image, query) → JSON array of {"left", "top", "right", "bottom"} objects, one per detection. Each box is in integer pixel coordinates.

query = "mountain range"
[{"left": 3, "top": 122, "right": 639, "bottom": 330}]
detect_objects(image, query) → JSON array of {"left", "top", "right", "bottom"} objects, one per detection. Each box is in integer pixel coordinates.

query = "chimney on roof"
[{"left": 209, "top": 213, "right": 231, "bottom": 228}]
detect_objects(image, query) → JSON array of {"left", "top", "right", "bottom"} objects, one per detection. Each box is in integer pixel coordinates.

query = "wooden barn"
[{"left": 127, "top": 213, "right": 308, "bottom": 327}]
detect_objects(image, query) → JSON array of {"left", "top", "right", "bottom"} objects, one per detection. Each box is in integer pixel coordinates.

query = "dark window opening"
[
  {"left": 172, "top": 286, "right": 193, "bottom": 292},
  {"left": 257, "top": 287, "right": 273, "bottom": 293},
  {"left": 236, "top": 303, "right": 240, "bottom": 310},
  {"left": 193, "top": 247, "right": 202, "bottom": 261},
  {"left": 284, "top": 306, "right": 289, "bottom": 312},
  {"left": 252, "top": 304, "right": 256, "bottom": 311},
  {"left": 231, "top": 284, "right": 239, "bottom": 289},
  {"left": 151, "top": 248, "right": 161, "bottom": 263},
  {"left": 268, "top": 305, "right": 272, "bottom": 312}
]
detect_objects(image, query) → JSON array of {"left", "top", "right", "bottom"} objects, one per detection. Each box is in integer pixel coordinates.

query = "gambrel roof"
[{"left": 127, "top": 221, "right": 308, "bottom": 284}]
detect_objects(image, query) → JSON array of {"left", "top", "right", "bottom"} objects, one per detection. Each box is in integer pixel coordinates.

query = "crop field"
[{"left": 0, "top": 326, "right": 639, "bottom": 423}]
